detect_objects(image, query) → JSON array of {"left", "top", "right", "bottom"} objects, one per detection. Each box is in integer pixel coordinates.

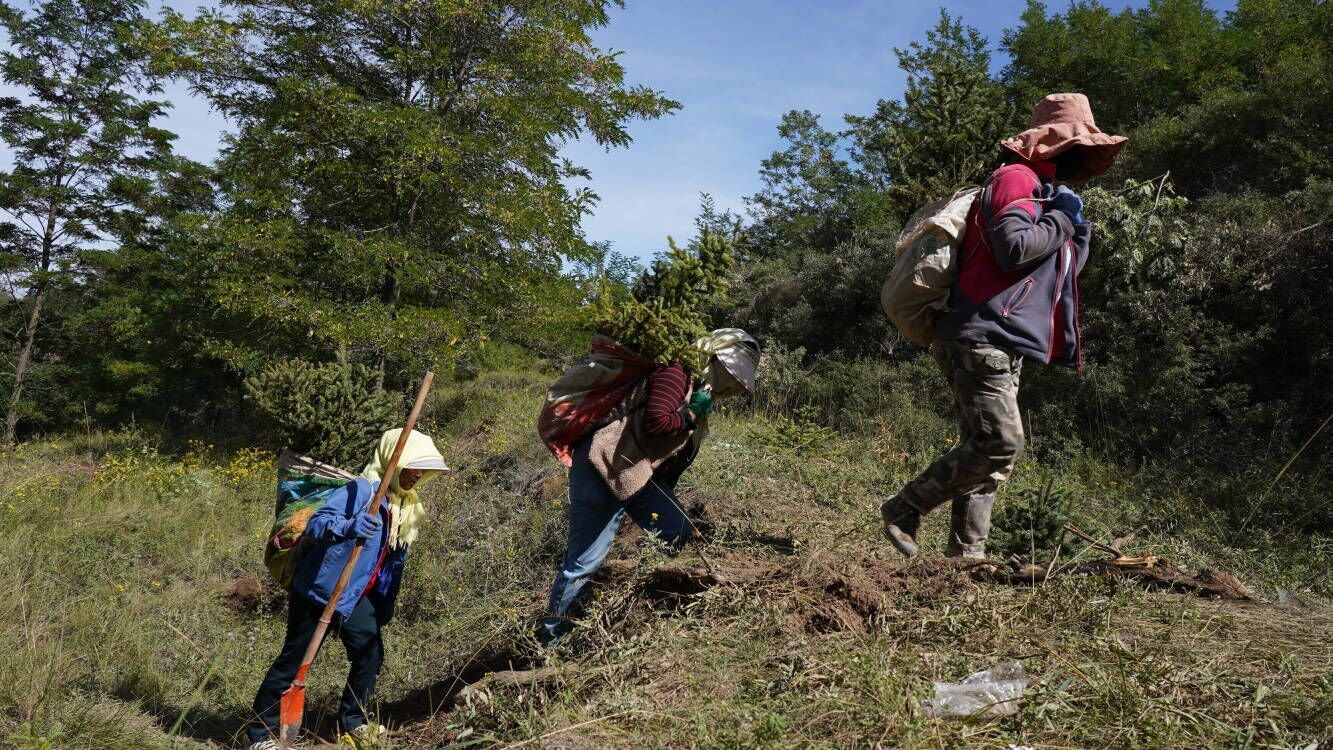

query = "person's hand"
[
  {"left": 345, "top": 511, "right": 382, "bottom": 540},
  {"left": 688, "top": 390, "right": 715, "bottom": 419},
  {"left": 1048, "top": 184, "right": 1085, "bottom": 223}
]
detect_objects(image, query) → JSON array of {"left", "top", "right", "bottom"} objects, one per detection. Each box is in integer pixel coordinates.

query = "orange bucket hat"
[{"left": 1001, "top": 93, "right": 1127, "bottom": 181}]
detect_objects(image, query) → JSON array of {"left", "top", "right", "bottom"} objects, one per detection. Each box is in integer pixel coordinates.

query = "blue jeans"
[
  {"left": 247, "top": 593, "right": 385, "bottom": 743},
  {"left": 540, "top": 439, "right": 694, "bottom": 643}
]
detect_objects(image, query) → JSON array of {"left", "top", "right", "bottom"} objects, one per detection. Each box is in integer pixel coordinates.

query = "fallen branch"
[
  {"left": 457, "top": 666, "right": 574, "bottom": 701},
  {"left": 975, "top": 556, "right": 1251, "bottom": 600}
]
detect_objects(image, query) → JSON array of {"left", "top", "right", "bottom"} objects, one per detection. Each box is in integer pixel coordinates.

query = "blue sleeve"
[{"left": 304, "top": 479, "right": 370, "bottom": 544}]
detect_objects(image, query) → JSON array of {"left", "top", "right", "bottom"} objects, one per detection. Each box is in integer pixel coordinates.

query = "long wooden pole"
[{"left": 278, "top": 372, "right": 435, "bottom": 747}]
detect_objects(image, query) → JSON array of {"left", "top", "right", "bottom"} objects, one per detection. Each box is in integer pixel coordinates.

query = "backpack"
[
  {"left": 880, "top": 187, "right": 981, "bottom": 347},
  {"left": 538, "top": 335, "right": 654, "bottom": 467},
  {"left": 263, "top": 450, "right": 356, "bottom": 590}
]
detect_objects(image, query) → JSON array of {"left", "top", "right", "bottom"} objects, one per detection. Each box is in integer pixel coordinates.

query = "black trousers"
[{"left": 247, "top": 593, "right": 385, "bottom": 743}]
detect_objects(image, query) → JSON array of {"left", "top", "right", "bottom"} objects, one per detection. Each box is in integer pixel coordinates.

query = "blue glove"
[
  {"left": 1048, "top": 185, "right": 1085, "bottom": 224},
  {"left": 344, "top": 511, "right": 382, "bottom": 540}
]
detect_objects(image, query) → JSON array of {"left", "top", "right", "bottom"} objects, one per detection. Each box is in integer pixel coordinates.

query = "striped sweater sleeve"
[{"left": 643, "top": 363, "right": 692, "bottom": 437}]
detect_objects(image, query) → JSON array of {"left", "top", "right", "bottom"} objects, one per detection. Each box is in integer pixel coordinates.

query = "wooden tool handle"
[
  {"left": 366, "top": 371, "right": 435, "bottom": 517},
  {"left": 293, "top": 371, "right": 436, "bottom": 677}
]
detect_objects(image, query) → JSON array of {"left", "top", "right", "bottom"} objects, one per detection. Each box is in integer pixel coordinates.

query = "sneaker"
[
  {"left": 248, "top": 741, "right": 282, "bottom": 750},
  {"left": 880, "top": 494, "right": 921, "bottom": 557},
  {"left": 340, "top": 722, "right": 388, "bottom": 748}
]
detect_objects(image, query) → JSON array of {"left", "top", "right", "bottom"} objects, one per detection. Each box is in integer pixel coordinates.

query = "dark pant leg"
[
  {"left": 623, "top": 474, "right": 694, "bottom": 550},
  {"left": 247, "top": 594, "right": 321, "bottom": 743},
  {"left": 335, "top": 595, "right": 385, "bottom": 732}
]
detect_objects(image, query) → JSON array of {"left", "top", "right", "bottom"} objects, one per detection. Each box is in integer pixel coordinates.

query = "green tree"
[
  {"left": 245, "top": 355, "right": 400, "bottom": 467},
  {"left": 846, "top": 10, "right": 1012, "bottom": 222},
  {"left": 166, "top": 0, "right": 677, "bottom": 386},
  {"left": 746, "top": 110, "right": 866, "bottom": 253},
  {"left": 593, "top": 230, "right": 735, "bottom": 370},
  {"left": 1002, "top": 0, "right": 1231, "bottom": 135},
  {"left": 0, "top": 0, "right": 180, "bottom": 444},
  {"left": 1000, "top": 0, "right": 1331, "bottom": 468},
  {"left": 67, "top": 164, "right": 224, "bottom": 428},
  {"left": 726, "top": 12, "right": 1006, "bottom": 359},
  {"left": 1001, "top": 0, "right": 1330, "bottom": 196}
]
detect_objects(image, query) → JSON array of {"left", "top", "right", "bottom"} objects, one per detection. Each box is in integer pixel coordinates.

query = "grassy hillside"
[{"left": 2, "top": 368, "right": 1329, "bottom": 749}]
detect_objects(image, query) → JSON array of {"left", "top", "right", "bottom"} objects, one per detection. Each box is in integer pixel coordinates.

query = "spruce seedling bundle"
[{"left": 592, "top": 233, "right": 735, "bottom": 373}]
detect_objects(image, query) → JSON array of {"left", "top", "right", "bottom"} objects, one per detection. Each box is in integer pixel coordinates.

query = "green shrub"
[
  {"left": 243, "top": 357, "right": 400, "bottom": 468},
  {"left": 750, "top": 343, "right": 952, "bottom": 453}
]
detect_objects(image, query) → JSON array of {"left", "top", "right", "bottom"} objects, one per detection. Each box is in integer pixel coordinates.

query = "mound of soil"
[
  {"left": 596, "top": 552, "right": 783, "bottom": 601},
  {"left": 789, "top": 557, "right": 977, "bottom": 635},
  {"left": 224, "top": 576, "right": 285, "bottom": 613},
  {"left": 598, "top": 551, "right": 977, "bottom": 636},
  {"left": 600, "top": 549, "right": 1253, "bottom": 638}
]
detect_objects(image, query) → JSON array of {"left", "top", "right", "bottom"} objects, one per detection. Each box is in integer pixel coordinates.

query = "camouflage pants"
[{"left": 901, "top": 339, "right": 1024, "bottom": 555}]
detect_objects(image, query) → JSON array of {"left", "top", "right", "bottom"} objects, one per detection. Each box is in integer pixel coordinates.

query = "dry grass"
[{"left": 1, "top": 371, "right": 1329, "bottom": 749}]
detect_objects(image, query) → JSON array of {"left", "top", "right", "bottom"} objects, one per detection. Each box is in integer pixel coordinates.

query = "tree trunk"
[
  {"left": 5, "top": 287, "right": 47, "bottom": 446},
  {"left": 374, "top": 266, "right": 402, "bottom": 390}
]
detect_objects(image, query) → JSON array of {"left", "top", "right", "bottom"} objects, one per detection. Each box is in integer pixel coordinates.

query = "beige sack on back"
[{"left": 880, "top": 187, "right": 981, "bottom": 346}]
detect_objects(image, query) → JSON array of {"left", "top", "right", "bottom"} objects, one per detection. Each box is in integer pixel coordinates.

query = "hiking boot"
[
  {"left": 946, "top": 541, "right": 987, "bottom": 560},
  {"left": 880, "top": 493, "right": 922, "bottom": 557},
  {"left": 947, "top": 494, "right": 993, "bottom": 561}
]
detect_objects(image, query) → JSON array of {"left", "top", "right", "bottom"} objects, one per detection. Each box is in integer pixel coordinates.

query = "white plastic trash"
[{"left": 924, "top": 661, "right": 1028, "bottom": 718}]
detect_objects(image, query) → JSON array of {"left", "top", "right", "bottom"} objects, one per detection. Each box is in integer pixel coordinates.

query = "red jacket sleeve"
[
  {"left": 986, "top": 168, "right": 1074, "bottom": 272},
  {"left": 642, "top": 363, "right": 692, "bottom": 437}
]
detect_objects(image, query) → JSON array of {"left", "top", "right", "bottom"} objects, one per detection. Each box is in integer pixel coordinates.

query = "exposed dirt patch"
[
  {"left": 596, "top": 551, "right": 977, "bottom": 635},
  {"left": 224, "top": 576, "right": 285, "bottom": 614},
  {"left": 638, "top": 555, "right": 783, "bottom": 601},
  {"left": 789, "top": 557, "right": 979, "bottom": 635},
  {"left": 523, "top": 468, "right": 566, "bottom": 503},
  {"left": 589, "top": 547, "right": 1255, "bottom": 638},
  {"left": 594, "top": 550, "right": 782, "bottom": 602}
]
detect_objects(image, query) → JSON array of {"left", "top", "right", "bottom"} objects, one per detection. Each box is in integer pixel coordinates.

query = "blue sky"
[{"left": 50, "top": 0, "right": 1234, "bottom": 261}]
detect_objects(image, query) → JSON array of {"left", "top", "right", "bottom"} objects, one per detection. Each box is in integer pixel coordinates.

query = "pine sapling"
[{"left": 592, "top": 233, "right": 735, "bottom": 372}]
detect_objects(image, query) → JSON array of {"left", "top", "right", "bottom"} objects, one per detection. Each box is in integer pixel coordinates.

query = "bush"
[
  {"left": 989, "top": 476, "right": 1070, "bottom": 563},
  {"left": 243, "top": 357, "right": 401, "bottom": 468},
  {"left": 749, "top": 342, "right": 954, "bottom": 458},
  {"left": 721, "top": 234, "right": 898, "bottom": 360}
]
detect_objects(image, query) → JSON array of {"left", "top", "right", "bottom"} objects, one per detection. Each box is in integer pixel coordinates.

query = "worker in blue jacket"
[{"left": 246, "top": 430, "right": 447, "bottom": 750}]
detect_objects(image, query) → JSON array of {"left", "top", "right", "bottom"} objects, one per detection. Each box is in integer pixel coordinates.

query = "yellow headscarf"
[{"left": 360, "top": 428, "right": 448, "bottom": 549}]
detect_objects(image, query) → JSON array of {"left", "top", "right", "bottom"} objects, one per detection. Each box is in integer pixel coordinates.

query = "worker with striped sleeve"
[{"left": 539, "top": 329, "right": 760, "bottom": 645}]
